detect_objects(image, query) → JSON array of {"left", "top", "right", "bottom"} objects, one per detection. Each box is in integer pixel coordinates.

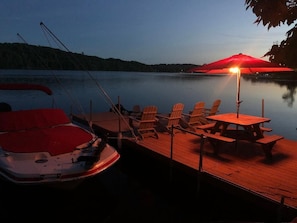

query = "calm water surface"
[
  {"left": 0, "top": 69, "right": 296, "bottom": 222},
  {"left": 1, "top": 69, "right": 297, "bottom": 140}
]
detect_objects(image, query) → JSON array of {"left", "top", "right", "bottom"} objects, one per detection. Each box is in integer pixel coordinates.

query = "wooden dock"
[{"left": 72, "top": 111, "right": 297, "bottom": 220}]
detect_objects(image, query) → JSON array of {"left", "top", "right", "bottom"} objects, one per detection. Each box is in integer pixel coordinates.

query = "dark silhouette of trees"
[
  {"left": 245, "top": 0, "right": 297, "bottom": 68},
  {"left": 0, "top": 43, "right": 197, "bottom": 73}
]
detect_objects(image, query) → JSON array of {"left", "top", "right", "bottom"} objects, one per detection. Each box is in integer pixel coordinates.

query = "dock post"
[
  {"left": 198, "top": 135, "right": 205, "bottom": 172},
  {"left": 262, "top": 98, "right": 264, "bottom": 127},
  {"left": 196, "top": 135, "right": 205, "bottom": 196},
  {"left": 277, "top": 195, "right": 285, "bottom": 223},
  {"left": 169, "top": 124, "right": 174, "bottom": 184},
  {"left": 117, "top": 96, "right": 122, "bottom": 149}
]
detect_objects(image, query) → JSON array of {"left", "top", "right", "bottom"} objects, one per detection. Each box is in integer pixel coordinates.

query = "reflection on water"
[
  {"left": 243, "top": 75, "right": 297, "bottom": 108},
  {"left": 0, "top": 70, "right": 297, "bottom": 140},
  {"left": 282, "top": 83, "right": 297, "bottom": 107}
]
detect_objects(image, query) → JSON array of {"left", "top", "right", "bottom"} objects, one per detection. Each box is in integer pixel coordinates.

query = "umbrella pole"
[
  {"left": 235, "top": 69, "right": 241, "bottom": 150},
  {"left": 236, "top": 69, "right": 241, "bottom": 118}
]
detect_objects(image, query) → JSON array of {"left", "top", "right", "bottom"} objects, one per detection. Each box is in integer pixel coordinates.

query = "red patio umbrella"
[{"left": 189, "top": 53, "right": 294, "bottom": 117}]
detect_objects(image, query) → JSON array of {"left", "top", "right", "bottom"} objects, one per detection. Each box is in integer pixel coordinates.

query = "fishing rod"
[
  {"left": 16, "top": 32, "right": 95, "bottom": 133},
  {"left": 40, "top": 22, "right": 71, "bottom": 52},
  {"left": 17, "top": 33, "right": 28, "bottom": 44},
  {"left": 39, "top": 22, "right": 138, "bottom": 141},
  {"left": 40, "top": 22, "right": 117, "bottom": 113}
]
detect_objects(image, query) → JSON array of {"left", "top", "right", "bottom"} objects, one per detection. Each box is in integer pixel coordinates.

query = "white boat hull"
[
  {"left": 0, "top": 139, "right": 120, "bottom": 186},
  {"left": 0, "top": 106, "right": 120, "bottom": 189}
]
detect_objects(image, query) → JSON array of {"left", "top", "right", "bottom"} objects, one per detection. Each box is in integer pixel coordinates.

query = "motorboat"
[{"left": 0, "top": 83, "right": 120, "bottom": 189}]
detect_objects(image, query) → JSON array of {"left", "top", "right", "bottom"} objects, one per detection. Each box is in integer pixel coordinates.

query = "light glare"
[{"left": 229, "top": 67, "right": 239, "bottom": 74}]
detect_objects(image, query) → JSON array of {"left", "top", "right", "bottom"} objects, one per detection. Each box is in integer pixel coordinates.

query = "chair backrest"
[
  {"left": 132, "top": 105, "right": 141, "bottom": 113},
  {"left": 188, "top": 101, "right": 205, "bottom": 125},
  {"left": 130, "top": 104, "right": 141, "bottom": 117},
  {"left": 138, "top": 105, "right": 158, "bottom": 129},
  {"left": 208, "top": 99, "right": 221, "bottom": 116},
  {"left": 167, "top": 103, "right": 184, "bottom": 126}
]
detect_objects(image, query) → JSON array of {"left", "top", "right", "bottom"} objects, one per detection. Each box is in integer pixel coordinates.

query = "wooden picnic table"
[
  {"left": 207, "top": 113, "right": 271, "bottom": 140},
  {"left": 204, "top": 113, "right": 283, "bottom": 158}
]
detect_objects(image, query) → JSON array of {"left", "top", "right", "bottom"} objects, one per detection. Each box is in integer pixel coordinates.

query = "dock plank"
[
  {"left": 138, "top": 133, "right": 297, "bottom": 209},
  {"left": 72, "top": 112, "right": 297, "bottom": 217}
]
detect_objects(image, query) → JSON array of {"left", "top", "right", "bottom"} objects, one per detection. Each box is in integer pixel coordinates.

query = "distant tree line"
[{"left": 0, "top": 43, "right": 197, "bottom": 73}]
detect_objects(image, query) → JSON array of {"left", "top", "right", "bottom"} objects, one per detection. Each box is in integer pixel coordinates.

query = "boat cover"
[{"left": 0, "top": 109, "right": 93, "bottom": 156}]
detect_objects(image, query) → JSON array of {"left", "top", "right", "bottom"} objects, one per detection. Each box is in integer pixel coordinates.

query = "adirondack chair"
[
  {"left": 199, "top": 99, "right": 221, "bottom": 124},
  {"left": 129, "top": 104, "right": 142, "bottom": 119},
  {"left": 129, "top": 105, "right": 159, "bottom": 140},
  {"left": 156, "top": 103, "right": 184, "bottom": 134},
  {"left": 180, "top": 101, "right": 205, "bottom": 131},
  {"left": 205, "top": 99, "right": 221, "bottom": 116}
]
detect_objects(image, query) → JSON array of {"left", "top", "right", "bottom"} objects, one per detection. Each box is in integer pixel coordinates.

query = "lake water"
[
  {"left": 1, "top": 69, "right": 297, "bottom": 140},
  {"left": 0, "top": 69, "right": 296, "bottom": 222}
]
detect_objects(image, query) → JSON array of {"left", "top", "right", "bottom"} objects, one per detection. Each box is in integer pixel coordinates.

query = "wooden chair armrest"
[
  {"left": 129, "top": 116, "right": 140, "bottom": 122},
  {"left": 156, "top": 114, "right": 169, "bottom": 119},
  {"left": 203, "top": 108, "right": 219, "bottom": 116},
  {"left": 182, "top": 113, "right": 191, "bottom": 117}
]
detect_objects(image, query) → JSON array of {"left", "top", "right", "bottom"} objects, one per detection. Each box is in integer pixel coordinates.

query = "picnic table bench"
[
  {"left": 256, "top": 134, "right": 284, "bottom": 159},
  {"left": 203, "top": 132, "right": 236, "bottom": 155},
  {"left": 260, "top": 126, "right": 272, "bottom": 132},
  {"left": 197, "top": 122, "right": 216, "bottom": 132}
]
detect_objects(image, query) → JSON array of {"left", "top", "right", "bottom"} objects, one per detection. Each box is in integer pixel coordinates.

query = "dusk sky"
[{"left": 1, "top": 0, "right": 293, "bottom": 65}]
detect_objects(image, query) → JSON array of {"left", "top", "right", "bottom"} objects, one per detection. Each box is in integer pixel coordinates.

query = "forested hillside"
[{"left": 0, "top": 43, "right": 197, "bottom": 72}]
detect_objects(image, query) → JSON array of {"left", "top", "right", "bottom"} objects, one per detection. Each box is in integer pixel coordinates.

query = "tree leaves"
[{"left": 245, "top": 0, "right": 297, "bottom": 67}]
